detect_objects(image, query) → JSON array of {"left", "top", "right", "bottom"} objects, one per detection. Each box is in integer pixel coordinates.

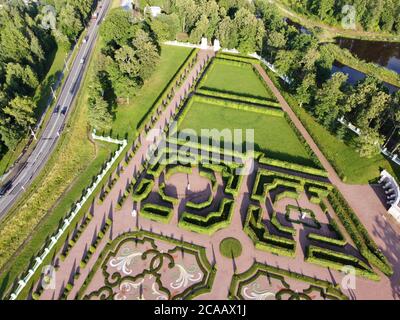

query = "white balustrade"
[{"left": 9, "top": 133, "right": 127, "bottom": 300}]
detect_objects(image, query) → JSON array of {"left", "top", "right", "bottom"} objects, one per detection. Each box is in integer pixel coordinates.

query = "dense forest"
[
  {"left": 0, "top": 0, "right": 97, "bottom": 157},
  {"left": 283, "top": 0, "right": 400, "bottom": 33}
]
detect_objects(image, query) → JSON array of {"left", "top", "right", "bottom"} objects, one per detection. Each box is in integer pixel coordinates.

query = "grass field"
[
  {"left": 111, "top": 45, "right": 193, "bottom": 138},
  {"left": 201, "top": 61, "right": 275, "bottom": 100},
  {"left": 178, "top": 100, "right": 315, "bottom": 166}
]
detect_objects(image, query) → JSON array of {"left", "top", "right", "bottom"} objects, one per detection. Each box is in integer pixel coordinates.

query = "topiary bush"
[{"left": 219, "top": 238, "right": 242, "bottom": 258}]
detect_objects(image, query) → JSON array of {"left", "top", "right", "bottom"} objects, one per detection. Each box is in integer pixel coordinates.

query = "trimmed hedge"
[
  {"left": 271, "top": 211, "right": 296, "bottom": 236},
  {"left": 192, "top": 94, "right": 284, "bottom": 117},
  {"left": 186, "top": 192, "right": 213, "bottom": 210},
  {"left": 165, "top": 164, "right": 193, "bottom": 180},
  {"left": 307, "top": 232, "right": 347, "bottom": 247},
  {"left": 136, "top": 48, "right": 198, "bottom": 132},
  {"left": 251, "top": 168, "right": 331, "bottom": 202},
  {"left": 216, "top": 52, "right": 261, "bottom": 64},
  {"left": 328, "top": 189, "right": 393, "bottom": 276},
  {"left": 61, "top": 213, "right": 93, "bottom": 261},
  {"left": 285, "top": 205, "right": 321, "bottom": 229},
  {"left": 306, "top": 245, "right": 379, "bottom": 281},
  {"left": 140, "top": 203, "right": 173, "bottom": 224},
  {"left": 199, "top": 166, "right": 218, "bottom": 191},
  {"left": 283, "top": 113, "right": 323, "bottom": 169},
  {"left": 219, "top": 238, "right": 242, "bottom": 258},
  {"left": 196, "top": 88, "right": 280, "bottom": 108},
  {"left": 179, "top": 198, "right": 234, "bottom": 235},
  {"left": 158, "top": 182, "right": 179, "bottom": 205},
  {"left": 229, "top": 262, "right": 348, "bottom": 300},
  {"left": 80, "top": 218, "right": 112, "bottom": 269},
  {"left": 132, "top": 178, "right": 154, "bottom": 202},
  {"left": 77, "top": 230, "right": 215, "bottom": 300},
  {"left": 259, "top": 156, "right": 328, "bottom": 177},
  {"left": 244, "top": 205, "right": 296, "bottom": 257}
]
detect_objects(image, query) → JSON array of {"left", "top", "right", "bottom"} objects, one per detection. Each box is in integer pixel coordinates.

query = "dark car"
[
  {"left": 54, "top": 105, "right": 60, "bottom": 113},
  {"left": 0, "top": 181, "right": 13, "bottom": 197},
  {"left": 61, "top": 106, "right": 68, "bottom": 115}
]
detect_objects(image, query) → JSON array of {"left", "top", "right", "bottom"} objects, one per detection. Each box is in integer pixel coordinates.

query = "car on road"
[
  {"left": 80, "top": 58, "right": 85, "bottom": 64},
  {"left": 0, "top": 181, "right": 13, "bottom": 197},
  {"left": 54, "top": 105, "right": 60, "bottom": 113},
  {"left": 61, "top": 106, "right": 68, "bottom": 115}
]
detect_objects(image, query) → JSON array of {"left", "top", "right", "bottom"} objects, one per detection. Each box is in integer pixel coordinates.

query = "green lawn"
[
  {"left": 201, "top": 61, "right": 275, "bottom": 100},
  {"left": 111, "top": 45, "right": 193, "bottom": 138},
  {"left": 220, "top": 237, "right": 242, "bottom": 258},
  {"left": 178, "top": 100, "right": 315, "bottom": 167}
]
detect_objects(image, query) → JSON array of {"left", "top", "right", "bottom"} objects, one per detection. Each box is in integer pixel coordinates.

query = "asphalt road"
[{"left": 0, "top": 0, "right": 111, "bottom": 220}]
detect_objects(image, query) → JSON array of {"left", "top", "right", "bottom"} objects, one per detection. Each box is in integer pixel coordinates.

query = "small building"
[
  {"left": 144, "top": 6, "right": 161, "bottom": 18},
  {"left": 379, "top": 170, "right": 400, "bottom": 223}
]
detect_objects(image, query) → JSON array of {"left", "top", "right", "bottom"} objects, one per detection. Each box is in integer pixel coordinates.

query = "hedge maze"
[
  {"left": 49, "top": 52, "right": 392, "bottom": 300},
  {"left": 132, "top": 144, "right": 244, "bottom": 235},
  {"left": 246, "top": 164, "right": 392, "bottom": 280}
]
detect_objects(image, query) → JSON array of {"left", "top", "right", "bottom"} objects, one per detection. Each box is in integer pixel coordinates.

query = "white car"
[{"left": 80, "top": 58, "right": 85, "bottom": 64}]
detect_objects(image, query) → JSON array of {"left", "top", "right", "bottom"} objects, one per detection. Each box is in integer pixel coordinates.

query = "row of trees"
[
  {"left": 148, "top": 0, "right": 265, "bottom": 53},
  {"left": 285, "top": 0, "right": 400, "bottom": 34},
  {"left": 0, "top": 0, "right": 96, "bottom": 156},
  {"left": 87, "top": 8, "right": 161, "bottom": 131},
  {"left": 256, "top": 1, "right": 400, "bottom": 158}
]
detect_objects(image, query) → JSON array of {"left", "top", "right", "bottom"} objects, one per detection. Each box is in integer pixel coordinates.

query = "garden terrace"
[
  {"left": 229, "top": 262, "right": 348, "bottom": 300},
  {"left": 177, "top": 94, "right": 317, "bottom": 167},
  {"left": 246, "top": 164, "right": 389, "bottom": 279},
  {"left": 78, "top": 231, "right": 215, "bottom": 300},
  {"left": 198, "top": 55, "right": 276, "bottom": 101}
]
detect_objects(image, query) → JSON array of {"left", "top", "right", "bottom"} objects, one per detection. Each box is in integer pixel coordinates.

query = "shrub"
[
  {"left": 259, "top": 156, "right": 328, "bottom": 177},
  {"left": 165, "top": 164, "right": 193, "bottom": 180},
  {"left": 219, "top": 238, "right": 242, "bottom": 258},
  {"left": 179, "top": 198, "right": 234, "bottom": 235},
  {"left": 244, "top": 205, "right": 296, "bottom": 257},
  {"left": 192, "top": 94, "right": 284, "bottom": 117},
  {"left": 196, "top": 88, "right": 280, "bottom": 108},
  {"left": 270, "top": 211, "right": 296, "bottom": 236},
  {"left": 186, "top": 192, "right": 213, "bottom": 210},
  {"left": 158, "top": 183, "right": 179, "bottom": 205},
  {"left": 306, "top": 245, "right": 379, "bottom": 281},
  {"left": 132, "top": 178, "right": 154, "bottom": 202},
  {"left": 328, "top": 189, "right": 393, "bottom": 276},
  {"left": 140, "top": 203, "right": 173, "bottom": 224}
]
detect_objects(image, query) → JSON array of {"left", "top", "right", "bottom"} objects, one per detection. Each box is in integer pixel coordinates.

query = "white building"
[
  {"left": 379, "top": 170, "right": 400, "bottom": 223},
  {"left": 144, "top": 6, "right": 161, "bottom": 17}
]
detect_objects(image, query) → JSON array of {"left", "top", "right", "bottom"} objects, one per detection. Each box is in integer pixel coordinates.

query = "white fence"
[{"left": 9, "top": 133, "right": 127, "bottom": 300}]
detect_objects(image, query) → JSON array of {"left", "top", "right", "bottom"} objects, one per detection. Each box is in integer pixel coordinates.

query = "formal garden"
[{"left": 22, "top": 52, "right": 393, "bottom": 301}]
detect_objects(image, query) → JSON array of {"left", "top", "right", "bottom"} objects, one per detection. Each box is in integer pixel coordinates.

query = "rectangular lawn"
[
  {"left": 111, "top": 45, "right": 193, "bottom": 137},
  {"left": 201, "top": 60, "right": 276, "bottom": 100},
  {"left": 178, "top": 100, "right": 315, "bottom": 167}
]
